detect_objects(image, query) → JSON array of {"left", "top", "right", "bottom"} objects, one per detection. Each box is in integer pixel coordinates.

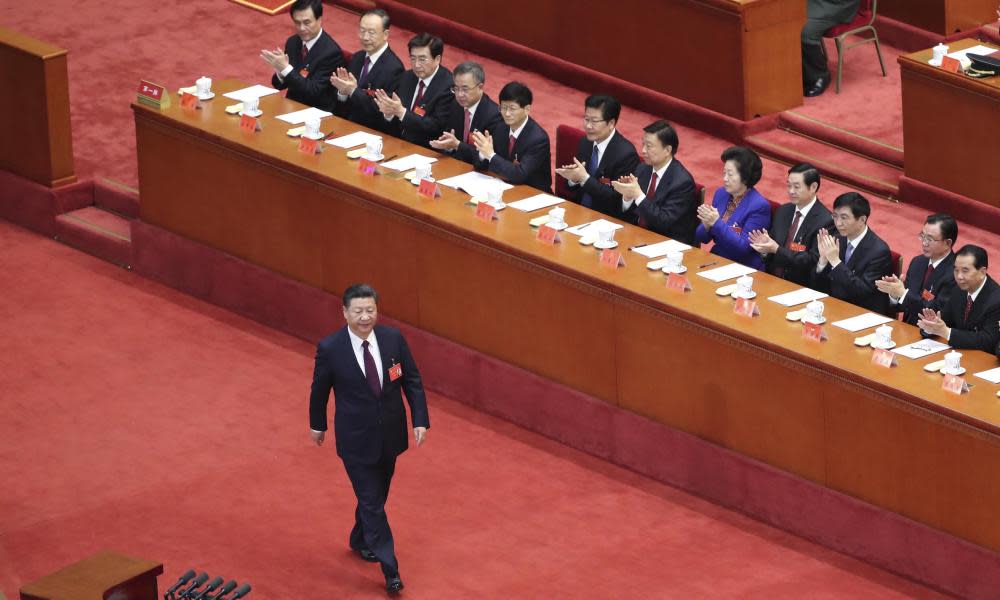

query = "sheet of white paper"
[
  {"left": 831, "top": 312, "right": 894, "bottom": 332},
  {"left": 696, "top": 263, "right": 757, "bottom": 282},
  {"left": 275, "top": 106, "right": 333, "bottom": 124},
  {"left": 973, "top": 367, "right": 1000, "bottom": 384},
  {"left": 325, "top": 131, "right": 382, "bottom": 148},
  {"left": 437, "top": 172, "right": 512, "bottom": 198},
  {"left": 507, "top": 194, "right": 565, "bottom": 212},
  {"left": 379, "top": 154, "right": 437, "bottom": 171},
  {"left": 564, "top": 219, "right": 624, "bottom": 237},
  {"left": 632, "top": 240, "right": 692, "bottom": 258},
  {"left": 893, "top": 339, "right": 951, "bottom": 360},
  {"left": 223, "top": 85, "right": 280, "bottom": 103},
  {"left": 947, "top": 45, "right": 997, "bottom": 62},
  {"left": 767, "top": 288, "right": 829, "bottom": 307}
]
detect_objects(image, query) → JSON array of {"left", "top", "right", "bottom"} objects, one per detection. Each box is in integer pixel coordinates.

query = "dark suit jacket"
[
  {"left": 387, "top": 66, "right": 453, "bottom": 148},
  {"left": 309, "top": 325, "right": 430, "bottom": 465},
  {"left": 808, "top": 0, "right": 861, "bottom": 23},
  {"left": 898, "top": 253, "right": 957, "bottom": 325},
  {"left": 571, "top": 131, "right": 641, "bottom": 219},
  {"left": 939, "top": 276, "right": 1000, "bottom": 352},
  {"left": 623, "top": 159, "right": 698, "bottom": 246},
  {"left": 273, "top": 31, "right": 344, "bottom": 111},
  {"left": 811, "top": 228, "right": 893, "bottom": 314},
  {"left": 338, "top": 46, "right": 405, "bottom": 133},
  {"left": 437, "top": 94, "right": 503, "bottom": 166},
  {"left": 764, "top": 200, "right": 834, "bottom": 286},
  {"left": 486, "top": 117, "right": 552, "bottom": 193}
]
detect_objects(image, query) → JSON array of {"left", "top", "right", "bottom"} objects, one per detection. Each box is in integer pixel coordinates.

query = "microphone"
[
  {"left": 190, "top": 576, "right": 223, "bottom": 600},
  {"left": 166, "top": 570, "right": 197, "bottom": 595},
  {"left": 228, "top": 583, "right": 252, "bottom": 600},
  {"left": 178, "top": 572, "right": 209, "bottom": 598},
  {"left": 208, "top": 580, "right": 237, "bottom": 600}
]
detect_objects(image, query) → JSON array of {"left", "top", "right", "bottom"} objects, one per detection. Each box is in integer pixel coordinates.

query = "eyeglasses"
[
  {"left": 450, "top": 84, "right": 481, "bottom": 95},
  {"left": 409, "top": 55, "right": 433, "bottom": 64},
  {"left": 582, "top": 117, "right": 607, "bottom": 126},
  {"left": 917, "top": 233, "right": 943, "bottom": 244},
  {"left": 832, "top": 213, "right": 856, "bottom": 222},
  {"left": 499, "top": 104, "right": 524, "bottom": 114}
]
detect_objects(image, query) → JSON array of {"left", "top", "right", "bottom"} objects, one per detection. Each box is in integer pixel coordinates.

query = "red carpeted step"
[
  {"left": 94, "top": 179, "right": 140, "bottom": 219},
  {"left": 54, "top": 206, "right": 132, "bottom": 267},
  {"left": 779, "top": 111, "right": 904, "bottom": 168},
  {"left": 745, "top": 128, "right": 901, "bottom": 199}
]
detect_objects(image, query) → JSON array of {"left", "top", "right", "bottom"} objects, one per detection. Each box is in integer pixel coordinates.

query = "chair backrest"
[
  {"left": 555, "top": 125, "right": 585, "bottom": 201},
  {"left": 342, "top": 50, "right": 353, "bottom": 66},
  {"left": 890, "top": 250, "right": 902, "bottom": 277}
]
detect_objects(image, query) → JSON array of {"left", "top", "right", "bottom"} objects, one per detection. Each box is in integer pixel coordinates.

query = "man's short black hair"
[
  {"left": 408, "top": 32, "right": 444, "bottom": 58},
  {"left": 643, "top": 120, "right": 679, "bottom": 154},
  {"left": 720, "top": 146, "right": 763, "bottom": 188},
  {"left": 788, "top": 162, "right": 821, "bottom": 191},
  {"left": 956, "top": 244, "right": 988, "bottom": 270},
  {"left": 290, "top": 0, "right": 322, "bottom": 18},
  {"left": 832, "top": 192, "right": 871, "bottom": 219},
  {"left": 343, "top": 284, "right": 379, "bottom": 307},
  {"left": 362, "top": 8, "right": 390, "bottom": 30},
  {"left": 926, "top": 213, "right": 958, "bottom": 246},
  {"left": 499, "top": 81, "right": 532, "bottom": 107},
  {"left": 584, "top": 94, "right": 621, "bottom": 124}
]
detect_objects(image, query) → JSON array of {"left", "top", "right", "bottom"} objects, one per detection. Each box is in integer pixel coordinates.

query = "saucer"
[
  {"left": 196, "top": 91, "right": 215, "bottom": 100},
  {"left": 870, "top": 341, "right": 896, "bottom": 350},
  {"left": 928, "top": 58, "right": 943, "bottom": 67},
  {"left": 593, "top": 240, "right": 619, "bottom": 250},
  {"left": 301, "top": 131, "right": 324, "bottom": 140},
  {"left": 240, "top": 109, "right": 263, "bottom": 118},
  {"left": 731, "top": 290, "right": 757, "bottom": 299},
  {"left": 546, "top": 221, "right": 567, "bottom": 231},
  {"left": 410, "top": 176, "right": 434, "bottom": 186},
  {"left": 661, "top": 265, "right": 687, "bottom": 274},
  {"left": 363, "top": 153, "right": 384, "bottom": 161},
  {"left": 802, "top": 316, "right": 826, "bottom": 325},
  {"left": 940, "top": 366, "right": 966, "bottom": 376}
]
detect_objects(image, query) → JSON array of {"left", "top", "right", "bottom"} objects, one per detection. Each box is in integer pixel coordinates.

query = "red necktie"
[
  {"left": 362, "top": 340, "right": 381, "bottom": 398},
  {"left": 784, "top": 211, "right": 802, "bottom": 248},
  {"left": 463, "top": 109, "right": 472, "bottom": 144},
  {"left": 963, "top": 294, "right": 973, "bottom": 324},
  {"left": 507, "top": 134, "right": 516, "bottom": 157},
  {"left": 921, "top": 263, "right": 934, "bottom": 290},
  {"left": 300, "top": 43, "right": 308, "bottom": 63},
  {"left": 412, "top": 80, "right": 425, "bottom": 110}
]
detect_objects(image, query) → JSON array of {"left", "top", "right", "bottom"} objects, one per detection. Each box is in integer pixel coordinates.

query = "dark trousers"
[
  {"left": 801, "top": 17, "right": 839, "bottom": 85},
  {"left": 343, "top": 452, "right": 399, "bottom": 578}
]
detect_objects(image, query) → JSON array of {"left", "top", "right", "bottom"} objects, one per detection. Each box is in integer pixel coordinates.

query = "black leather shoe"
[
  {"left": 385, "top": 576, "right": 404, "bottom": 594},
  {"left": 353, "top": 548, "right": 378, "bottom": 562},
  {"left": 805, "top": 75, "right": 830, "bottom": 97}
]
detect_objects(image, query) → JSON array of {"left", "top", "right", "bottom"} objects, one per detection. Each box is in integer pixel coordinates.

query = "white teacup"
[
  {"left": 547, "top": 206, "right": 565, "bottom": 226},
  {"left": 415, "top": 163, "right": 433, "bottom": 181},
  {"left": 944, "top": 350, "right": 962, "bottom": 373},
  {"left": 486, "top": 187, "right": 505, "bottom": 208},
  {"left": 596, "top": 224, "right": 615, "bottom": 246},
  {"left": 304, "top": 116, "right": 322, "bottom": 138},
  {"left": 735, "top": 275, "right": 754, "bottom": 298},
  {"left": 805, "top": 300, "right": 825, "bottom": 323},
  {"left": 665, "top": 250, "right": 684, "bottom": 272},
  {"left": 243, "top": 96, "right": 259, "bottom": 114},
  {"left": 365, "top": 137, "right": 383, "bottom": 158},
  {"left": 196, "top": 76, "right": 212, "bottom": 96},
  {"left": 874, "top": 325, "right": 893, "bottom": 348},
  {"left": 931, "top": 43, "right": 949, "bottom": 65}
]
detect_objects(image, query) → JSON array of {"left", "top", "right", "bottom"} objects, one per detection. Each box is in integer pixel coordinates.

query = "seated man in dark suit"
[
  {"left": 470, "top": 81, "right": 552, "bottom": 192},
  {"left": 373, "top": 33, "right": 453, "bottom": 148},
  {"left": 749, "top": 163, "right": 833, "bottom": 286},
  {"left": 802, "top": 0, "right": 860, "bottom": 96},
  {"left": 811, "top": 192, "right": 892, "bottom": 314},
  {"left": 260, "top": 0, "right": 344, "bottom": 111},
  {"left": 875, "top": 213, "right": 958, "bottom": 325},
  {"left": 428, "top": 61, "right": 502, "bottom": 166},
  {"left": 554, "top": 95, "right": 640, "bottom": 219},
  {"left": 609, "top": 120, "right": 697, "bottom": 245},
  {"left": 329, "top": 9, "right": 404, "bottom": 133},
  {"left": 916, "top": 245, "right": 1000, "bottom": 352}
]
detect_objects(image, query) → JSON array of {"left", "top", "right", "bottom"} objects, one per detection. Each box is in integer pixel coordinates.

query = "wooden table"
[
  {"left": 134, "top": 81, "right": 1000, "bottom": 553},
  {"left": 880, "top": 0, "right": 998, "bottom": 35},
  {"left": 899, "top": 38, "right": 1000, "bottom": 209},
  {"left": 19, "top": 551, "right": 162, "bottom": 600},
  {"left": 388, "top": 0, "right": 805, "bottom": 121}
]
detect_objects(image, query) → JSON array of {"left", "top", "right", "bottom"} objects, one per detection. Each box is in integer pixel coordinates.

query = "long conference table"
[{"left": 134, "top": 80, "right": 1000, "bottom": 553}]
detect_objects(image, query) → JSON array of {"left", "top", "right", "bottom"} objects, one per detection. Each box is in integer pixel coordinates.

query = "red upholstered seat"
[
  {"left": 821, "top": 0, "right": 885, "bottom": 93},
  {"left": 555, "top": 125, "right": 585, "bottom": 201},
  {"left": 890, "top": 249, "right": 902, "bottom": 277},
  {"left": 825, "top": 0, "right": 873, "bottom": 37},
  {"left": 342, "top": 50, "right": 353, "bottom": 66}
]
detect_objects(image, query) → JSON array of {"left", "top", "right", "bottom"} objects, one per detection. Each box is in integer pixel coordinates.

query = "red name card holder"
[
  {"left": 666, "top": 272, "right": 691, "bottom": 292},
  {"left": 240, "top": 114, "right": 262, "bottom": 134},
  {"left": 940, "top": 56, "right": 961, "bottom": 73},
  {"left": 137, "top": 80, "right": 170, "bottom": 109},
  {"left": 180, "top": 91, "right": 201, "bottom": 111},
  {"left": 358, "top": 158, "right": 378, "bottom": 175},
  {"left": 734, "top": 297, "right": 759, "bottom": 318},
  {"left": 871, "top": 348, "right": 898, "bottom": 368},
  {"left": 536, "top": 225, "right": 561, "bottom": 245},
  {"left": 417, "top": 179, "right": 441, "bottom": 199},
  {"left": 599, "top": 249, "right": 625, "bottom": 269},
  {"left": 298, "top": 137, "right": 322, "bottom": 155},
  {"left": 802, "top": 321, "right": 827, "bottom": 342},
  {"left": 475, "top": 203, "right": 498, "bottom": 222},
  {"left": 942, "top": 374, "right": 969, "bottom": 395}
]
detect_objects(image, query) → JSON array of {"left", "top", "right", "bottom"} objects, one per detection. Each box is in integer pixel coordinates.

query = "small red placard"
[
  {"left": 599, "top": 249, "right": 625, "bottom": 269},
  {"left": 138, "top": 80, "right": 164, "bottom": 100},
  {"left": 240, "top": 114, "right": 260, "bottom": 133},
  {"left": 358, "top": 158, "right": 378, "bottom": 175},
  {"left": 417, "top": 179, "right": 440, "bottom": 199},
  {"left": 802, "top": 321, "right": 826, "bottom": 342},
  {"left": 942, "top": 374, "right": 968, "bottom": 395},
  {"left": 941, "top": 56, "right": 961, "bottom": 73},
  {"left": 734, "top": 298, "right": 759, "bottom": 318},
  {"left": 536, "top": 225, "right": 560, "bottom": 245},
  {"left": 475, "top": 203, "right": 497, "bottom": 221},
  {"left": 298, "top": 137, "right": 321, "bottom": 155},
  {"left": 180, "top": 92, "right": 200, "bottom": 110},
  {"left": 789, "top": 242, "right": 806, "bottom": 253},
  {"left": 871, "top": 348, "right": 897, "bottom": 368},
  {"left": 666, "top": 272, "right": 691, "bottom": 292}
]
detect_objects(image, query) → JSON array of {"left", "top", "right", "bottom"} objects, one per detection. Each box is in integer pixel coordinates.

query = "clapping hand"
[
  {"left": 611, "top": 174, "right": 641, "bottom": 201},
  {"left": 875, "top": 274, "right": 906, "bottom": 299},
  {"left": 697, "top": 203, "right": 720, "bottom": 229},
  {"left": 429, "top": 129, "right": 460, "bottom": 151},
  {"left": 471, "top": 130, "right": 494, "bottom": 157},
  {"left": 260, "top": 47, "right": 289, "bottom": 71},
  {"left": 748, "top": 229, "right": 778, "bottom": 254},
  {"left": 917, "top": 308, "right": 949, "bottom": 338},
  {"left": 816, "top": 229, "right": 840, "bottom": 268},
  {"left": 373, "top": 89, "right": 405, "bottom": 119},
  {"left": 554, "top": 158, "right": 588, "bottom": 183},
  {"left": 330, "top": 67, "right": 358, "bottom": 95}
]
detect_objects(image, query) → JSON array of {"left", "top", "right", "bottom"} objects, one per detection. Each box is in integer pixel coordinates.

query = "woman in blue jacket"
[{"left": 695, "top": 146, "right": 771, "bottom": 270}]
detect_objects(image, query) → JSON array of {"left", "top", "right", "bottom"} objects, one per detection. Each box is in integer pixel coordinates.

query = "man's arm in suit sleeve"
[
  {"left": 900, "top": 272, "right": 957, "bottom": 316},
  {"left": 579, "top": 148, "right": 640, "bottom": 217},
  {"left": 636, "top": 177, "right": 696, "bottom": 233},
  {"left": 488, "top": 132, "right": 549, "bottom": 185},
  {"left": 771, "top": 221, "right": 831, "bottom": 272},
  {"left": 828, "top": 246, "right": 892, "bottom": 302},
  {"left": 346, "top": 61, "right": 405, "bottom": 126},
  {"left": 309, "top": 342, "right": 335, "bottom": 431},
  {"left": 398, "top": 334, "right": 430, "bottom": 429},
  {"left": 282, "top": 45, "right": 344, "bottom": 107},
  {"left": 948, "top": 300, "right": 1000, "bottom": 351},
  {"left": 453, "top": 109, "right": 502, "bottom": 166}
]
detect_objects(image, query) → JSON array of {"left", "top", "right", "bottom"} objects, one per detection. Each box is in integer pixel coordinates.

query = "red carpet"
[{"left": 0, "top": 219, "right": 949, "bottom": 598}]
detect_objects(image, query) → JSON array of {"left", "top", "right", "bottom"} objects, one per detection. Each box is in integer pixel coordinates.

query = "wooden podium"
[{"left": 19, "top": 551, "right": 162, "bottom": 600}]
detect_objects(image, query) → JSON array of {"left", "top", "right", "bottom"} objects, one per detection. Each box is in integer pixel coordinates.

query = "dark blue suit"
[
  {"left": 810, "top": 228, "right": 893, "bottom": 314},
  {"left": 273, "top": 31, "right": 344, "bottom": 111},
  {"left": 898, "top": 253, "right": 957, "bottom": 325},
  {"left": 387, "top": 67, "right": 454, "bottom": 148},
  {"left": 337, "top": 47, "right": 405, "bottom": 133},
  {"left": 623, "top": 159, "right": 698, "bottom": 246},
  {"left": 309, "top": 324, "right": 430, "bottom": 578},
  {"left": 571, "top": 131, "right": 640, "bottom": 219},
  {"left": 486, "top": 117, "right": 552, "bottom": 193},
  {"left": 695, "top": 187, "right": 771, "bottom": 270}
]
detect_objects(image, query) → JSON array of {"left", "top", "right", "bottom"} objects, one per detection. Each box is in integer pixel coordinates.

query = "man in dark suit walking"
[
  {"left": 329, "top": 9, "right": 405, "bottom": 133},
  {"left": 260, "top": 0, "right": 344, "bottom": 111},
  {"left": 916, "top": 245, "right": 1000, "bottom": 352},
  {"left": 811, "top": 192, "right": 893, "bottom": 314},
  {"left": 555, "top": 95, "right": 640, "bottom": 219},
  {"left": 309, "top": 284, "right": 430, "bottom": 595},
  {"left": 876, "top": 213, "right": 958, "bottom": 324},
  {"left": 470, "top": 81, "right": 552, "bottom": 192},
  {"left": 749, "top": 163, "right": 834, "bottom": 286},
  {"left": 802, "top": 0, "right": 861, "bottom": 96},
  {"left": 373, "top": 33, "right": 453, "bottom": 148},
  {"left": 428, "top": 61, "right": 503, "bottom": 166}
]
